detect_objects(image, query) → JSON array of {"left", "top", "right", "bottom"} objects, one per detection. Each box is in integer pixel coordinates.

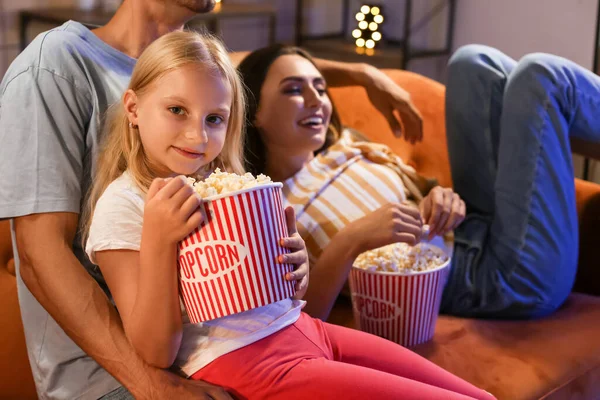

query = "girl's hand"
[
  {"left": 279, "top": 206, "right": 309, "bottom": 300},
  {"left": 345, "top": 203, "right": 423, "bottom": 256},
  {"left": 143, "top": 176, "right": 203, "bottom": 245},
  {"left": 419, "top": 186, "right": 466, "bottom": 240}
]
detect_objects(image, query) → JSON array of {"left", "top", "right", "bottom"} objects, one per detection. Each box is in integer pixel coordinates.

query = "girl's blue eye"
[
  {"left": 168, "top": 106, "right": 185, "bottom": 115},
  {"left": 207, "top": 115, "right": 224, "bottom": 125}
]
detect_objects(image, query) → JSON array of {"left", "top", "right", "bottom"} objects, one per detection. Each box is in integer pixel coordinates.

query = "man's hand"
[
  {"left": 363, "top": 64, "right": 424, "bottom": 144},
  {"left": 149, "top": 368, "right": 233, "bottom": 400}
]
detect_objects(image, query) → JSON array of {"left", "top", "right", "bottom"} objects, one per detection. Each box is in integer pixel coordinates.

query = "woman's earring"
[{"left": 129, "top": 122, "right": 137, "bottom": 129}]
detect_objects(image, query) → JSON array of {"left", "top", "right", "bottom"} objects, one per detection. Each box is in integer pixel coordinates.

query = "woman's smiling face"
[{"left": 254, "top": 54, "right": 333, "bottom": 155}]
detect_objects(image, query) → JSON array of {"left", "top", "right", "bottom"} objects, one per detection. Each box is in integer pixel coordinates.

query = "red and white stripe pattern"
[
  {"left": 349, "top": 265, "right": 449, "bottom": 348},
  {"left": 177, "top": 186, "right": 295, "bottom": 323}
]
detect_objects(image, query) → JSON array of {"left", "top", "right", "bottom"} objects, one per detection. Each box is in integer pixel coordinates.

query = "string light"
[{"left": 353, "top": 4, "right": 384, "bottom": 50}]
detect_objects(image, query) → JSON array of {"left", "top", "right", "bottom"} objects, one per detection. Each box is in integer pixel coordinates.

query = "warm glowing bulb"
[
  {"left": 374, "top": 15, "right": 384, "bottom": 24},
  {"left": 356, "top": 47, "right": 365, "bottom": 55},
  {"left": 355, "top": 12, "right": 365, "bottom": 21},
  {"left": 366, "top": 48, "right": 375, "bottom": 56},
  {"left": 371, "top": 7, "right": 380, "bottom": 15},
  {"left": 366, "top": 40, "right": 375, "bottom": 49},
  {"left": 369, "top": 22, "right": 378, "bottom": 31},
  {"left": 352, "top": 29, "right": 362, "bottom": 39},
  {"left": 361, "top": 5, "right": 370, "bottom": 14},
  {"left": 359, "top": 21, "right": 368, "bottom": 30},
  {"left": 356, "top": 38, "right": 366, "bottom": 47},
  {"left": 372, "top": 31, "right": 382, "bottom": 41}
]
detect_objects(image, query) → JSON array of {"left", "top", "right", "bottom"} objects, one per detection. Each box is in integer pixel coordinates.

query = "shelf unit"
[{"left": 294, "top": 0, "right": 456, "bottom": 70}]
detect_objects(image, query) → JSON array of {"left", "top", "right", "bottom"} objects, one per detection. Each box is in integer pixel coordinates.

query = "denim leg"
[
  {"left": 97, "top": 386, "right": 134, "bottom": 400},
  {"left": 446, "top": 44, "right": 516, "bottom": 215},
  {"left": 443, "top": 50, "right": 600, "bottom": 318},
  {"left": 442, "top": 44, "right": 517, "bottom": 317}
]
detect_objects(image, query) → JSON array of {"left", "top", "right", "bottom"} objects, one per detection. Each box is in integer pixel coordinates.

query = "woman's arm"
[
  {"left": 230, "top": 50, "right": 422, "bottom": 142},
  {"left": 303, "top": 203, "right": 424, "bottom": 320},
  {"left": 301, "top": 225, "right": 360, "bottom": 320},
  {"left": 313, "top": 59, "right": 423, "bottom": 143}
]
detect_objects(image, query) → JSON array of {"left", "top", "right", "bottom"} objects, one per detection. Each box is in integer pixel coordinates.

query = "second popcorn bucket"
[
  {"left": 349, "top": 243, "right": 451, "bottom": 348},
  {"left": 177, "top": 179, "right": 296, "bottom": 323}
]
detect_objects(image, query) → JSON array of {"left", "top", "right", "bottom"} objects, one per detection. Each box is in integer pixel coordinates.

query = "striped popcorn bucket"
[
  {"left": 349, "top": 244, "right": 451, "bottom": 348},
  {"left": 177, "top": 183, "right": 296, "bottom": 323}
]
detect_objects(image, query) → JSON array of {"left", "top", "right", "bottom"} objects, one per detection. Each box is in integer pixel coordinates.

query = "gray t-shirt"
[{"left": 0, "top": 21, "right": 135, "bottom": 399}]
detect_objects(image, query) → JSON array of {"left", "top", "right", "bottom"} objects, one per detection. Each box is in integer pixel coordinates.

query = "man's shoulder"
[
  {"left": 2, "top": 21, "right": 103, "bottom": 93},
  {"left": 2, "top": 23, "right": 91, "bottom": 91}
]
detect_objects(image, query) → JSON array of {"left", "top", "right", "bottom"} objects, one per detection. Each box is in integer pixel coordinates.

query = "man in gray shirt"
[{"left": 0, "top": 0, "right": 423, "bottom": 398}]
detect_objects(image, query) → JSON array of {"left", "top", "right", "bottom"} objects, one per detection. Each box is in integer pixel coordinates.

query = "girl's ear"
[{"left": 123, "top": 89, "right": 140, "bottom": 127}]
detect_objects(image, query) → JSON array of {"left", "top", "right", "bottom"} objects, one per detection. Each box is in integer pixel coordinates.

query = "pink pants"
[{"left": 191, "top": 313, "right": 492, "bottom": 399}]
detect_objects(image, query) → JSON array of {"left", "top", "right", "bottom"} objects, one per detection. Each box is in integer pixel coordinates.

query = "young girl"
[{"left": 83, "top": 31, "right": 493, "bottom": 400}]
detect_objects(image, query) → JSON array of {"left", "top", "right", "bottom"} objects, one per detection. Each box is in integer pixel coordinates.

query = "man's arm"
[{"left": 15, "top": 212, "right": 231, "bottom": 400}]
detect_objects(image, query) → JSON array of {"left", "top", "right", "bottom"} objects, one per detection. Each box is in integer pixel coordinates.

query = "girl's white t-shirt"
[{"left": 86, "top": 171, "right": 304, "bottom": 376}]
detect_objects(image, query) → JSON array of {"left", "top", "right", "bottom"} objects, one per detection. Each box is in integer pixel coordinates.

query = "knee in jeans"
[
  {"left": 510, "top": 53, "right": 562, "bottom": 91},
  {"left": 448, "top": 44, "right": 502, "bottom": 79}
]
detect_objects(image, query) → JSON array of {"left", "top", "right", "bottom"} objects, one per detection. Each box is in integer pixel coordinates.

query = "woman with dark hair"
[
  {"left": 238, "top": 43, "right": 591, "bottom": 321},
  {"left": 239, "top": 45, "right": 464, "bottom": 320}
]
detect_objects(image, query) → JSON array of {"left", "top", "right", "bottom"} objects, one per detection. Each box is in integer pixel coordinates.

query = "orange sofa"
[{"left": 2, "top": 70, "right": 600, "bottom": 400}]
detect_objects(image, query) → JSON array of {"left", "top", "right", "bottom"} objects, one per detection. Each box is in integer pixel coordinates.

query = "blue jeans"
[
  {"left": 98, "top": 386, "right": 134, "bottom": 400},
  {"left": 441, "top": 45, "right": 600, "bottom": 318}
]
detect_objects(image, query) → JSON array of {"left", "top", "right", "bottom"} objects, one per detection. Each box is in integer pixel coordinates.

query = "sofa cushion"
[{"left": 328, "top": 293, "right": 600, "bottom": 399}]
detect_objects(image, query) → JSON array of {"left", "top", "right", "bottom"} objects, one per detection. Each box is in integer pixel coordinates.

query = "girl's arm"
[
  {"left": 94, "top": 177, "right": 203, "bottom": 369},
  {"left": 302, "top": 203, "right": 423, "bottom": 320},
  {"left": 95, "top": 234, "right": 182, "bottom": 369}
]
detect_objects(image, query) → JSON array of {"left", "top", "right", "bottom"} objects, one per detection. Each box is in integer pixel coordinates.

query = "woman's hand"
[
  {"left": 143, "top": 176, "right": 203, "bottom": 245},
  {"left": 345, "top": 203, "right": 423, "bottom": 256},
  {"left": 279, "top": 206, "right": 309, "bottom": 300},
  {"left": 363, "top": 65, "right": 423, "bottom": 144},
  {"left": 419, "top": 186, "right": 466, "bottom": 240}
]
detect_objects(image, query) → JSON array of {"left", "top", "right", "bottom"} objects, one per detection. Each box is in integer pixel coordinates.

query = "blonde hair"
[{"left": 81, "top": 30, "right": 246, "bottom": 244}]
